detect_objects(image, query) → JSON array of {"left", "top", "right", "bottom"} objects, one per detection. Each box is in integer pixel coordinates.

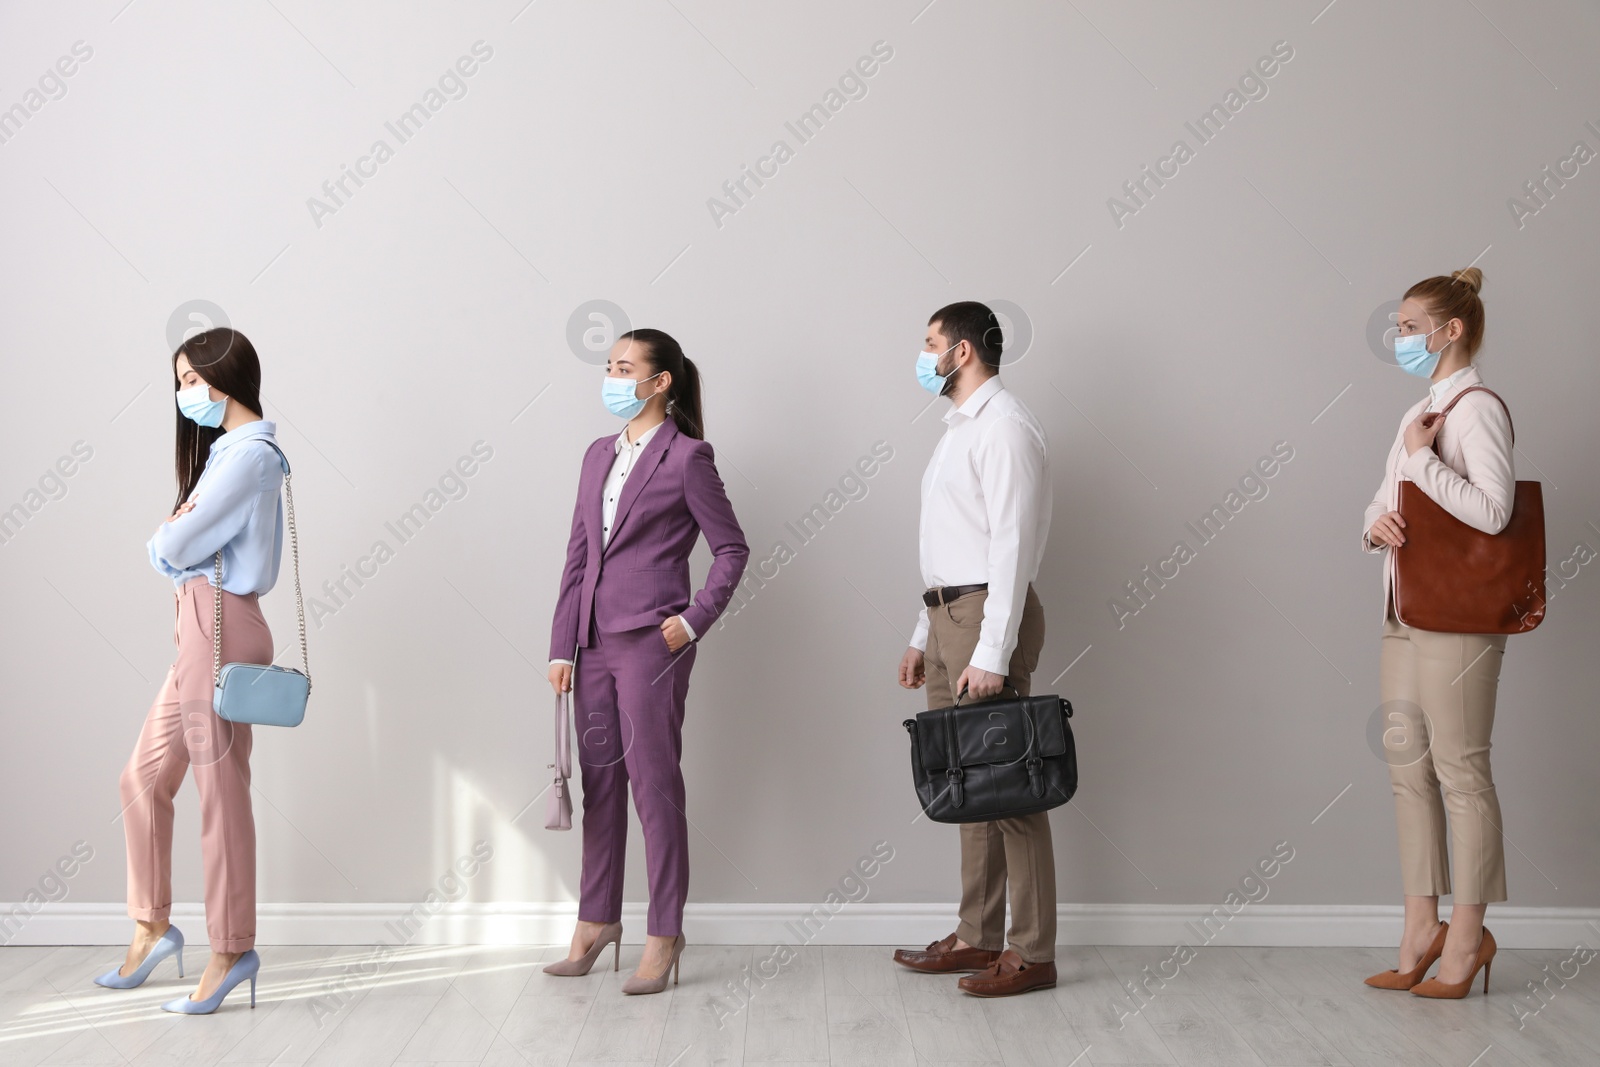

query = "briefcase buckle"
[{"left": 945, "top": 766, "right": 966, "bottom": 807}]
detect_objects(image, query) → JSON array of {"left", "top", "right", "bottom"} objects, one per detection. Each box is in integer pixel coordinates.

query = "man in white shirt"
[{"left": 892, "top": 302, "right": 1057, "bottom": 997}]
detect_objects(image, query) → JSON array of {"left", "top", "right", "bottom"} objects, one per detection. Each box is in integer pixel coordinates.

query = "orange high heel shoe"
[
  {"left": 1364, "top": 921, "right": 1448, "bottom": 990},
  {"left": 1412, "top": 926, "right": 1496, "bottom": 999}
]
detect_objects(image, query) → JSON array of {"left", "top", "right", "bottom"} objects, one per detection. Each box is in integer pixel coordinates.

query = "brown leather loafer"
[
  {"left": 957, "top": 949, "right": 1057, "bottom": 997},
  {"left": 892, "top": 932, "right": 1002, "bottom": 973}
]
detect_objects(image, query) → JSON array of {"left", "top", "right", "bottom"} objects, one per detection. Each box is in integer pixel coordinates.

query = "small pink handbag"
[{"left": 545, "top": 689, "right": 573, "bottom": 831}]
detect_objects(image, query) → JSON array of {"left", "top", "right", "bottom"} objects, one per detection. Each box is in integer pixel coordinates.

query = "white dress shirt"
[
  {"left": 551, "top": 419, "right": 693, "bottom": 668},
  {"left": 1426, "top": 365, "right": 1473, "bottom": 413},
  {"left": 602, "top": 419, "right": 663, "bottom": 548},
  {"left": 910, "top": 374, "right": 1051, "bottom": 676}
]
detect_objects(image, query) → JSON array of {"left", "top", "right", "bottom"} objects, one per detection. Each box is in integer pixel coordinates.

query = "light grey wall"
[{"left": 2, "top": 0, "right": 1597, "bottom": 921}]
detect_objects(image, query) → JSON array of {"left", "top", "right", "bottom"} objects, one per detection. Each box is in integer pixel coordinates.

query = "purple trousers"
[{"left": 574, "top": 621, "right": 697, "bottom": 937}]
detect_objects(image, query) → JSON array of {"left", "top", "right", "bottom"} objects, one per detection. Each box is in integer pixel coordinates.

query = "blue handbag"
[{"left": 212, "top": 441, "right": 310, "bottom": 727}]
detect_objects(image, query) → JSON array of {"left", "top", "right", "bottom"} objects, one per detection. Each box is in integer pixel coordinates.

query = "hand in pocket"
[{"left": 660, "top": 615, "right": 690, "bottom": 652}]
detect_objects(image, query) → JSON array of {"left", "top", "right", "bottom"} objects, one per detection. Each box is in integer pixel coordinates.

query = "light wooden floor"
[{"left": 2, "top": 941, "right": 1597, "bottom": 1066}]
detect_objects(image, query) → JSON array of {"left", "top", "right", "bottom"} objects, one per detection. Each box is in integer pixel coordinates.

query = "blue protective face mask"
[
  {"left": 916, "top": 344, "right": 957, "bottom": 395},
  {"left": 601, "top": 370, "right": 663, "bottom": 419},
  {"left": 176, "top": 382, "right": 227, "bottom": 427},
  {"left": 1393, "top": 320, "right": 1452, "bottom": 379}
]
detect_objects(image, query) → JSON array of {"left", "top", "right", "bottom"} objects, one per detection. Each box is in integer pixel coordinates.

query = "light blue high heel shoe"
[
  {"left": 92, "top": 926, "right": 184, "bottom": 989},
  {"left": 161, "top": 949, "right": 259, "bottom": 1014}
]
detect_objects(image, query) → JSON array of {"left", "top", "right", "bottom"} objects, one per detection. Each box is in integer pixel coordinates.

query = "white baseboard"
[{"left": 5, "top": 902, "right": 1599, "bottom": 950}]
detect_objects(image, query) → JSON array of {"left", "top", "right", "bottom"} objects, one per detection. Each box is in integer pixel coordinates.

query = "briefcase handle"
[{"left": 952, "top": 682, "right": 1019, "bottom": 708}]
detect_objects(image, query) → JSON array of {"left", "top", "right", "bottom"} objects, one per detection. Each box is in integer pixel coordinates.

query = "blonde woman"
[{"left": 1361, "top": 268, "right": 1513, "bottom": 998}]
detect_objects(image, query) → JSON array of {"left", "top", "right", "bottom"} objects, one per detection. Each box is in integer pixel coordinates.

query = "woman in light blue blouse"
[{"left": 93, "top": 328, "right": 286, "bottom": 1015}]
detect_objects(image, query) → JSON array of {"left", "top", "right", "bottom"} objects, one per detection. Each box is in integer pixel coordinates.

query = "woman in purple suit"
[{"left": 543, "top": 329, "right": 749, "bottom": 994}]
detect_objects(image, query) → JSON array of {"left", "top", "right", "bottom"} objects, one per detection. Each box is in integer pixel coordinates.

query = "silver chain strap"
[{"left": 213, "top": 456, "right": 310, "bottom": 689}]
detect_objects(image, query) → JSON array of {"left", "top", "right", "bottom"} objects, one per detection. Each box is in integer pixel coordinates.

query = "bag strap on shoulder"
[{"left": 1437, "top": 385, "right": 1515, "bottom": 445}]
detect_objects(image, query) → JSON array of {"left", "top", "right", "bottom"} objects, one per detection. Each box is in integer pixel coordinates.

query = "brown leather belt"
[{"left": 922, "top": 582, "right": 987, "bottom": 608}]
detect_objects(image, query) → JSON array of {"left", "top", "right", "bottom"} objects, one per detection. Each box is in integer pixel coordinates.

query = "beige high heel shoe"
[
  {"left": 620, "top": 933, "right": 685, "bottom": 995},
  {"left": 543, "top": 921, "right": 622, "bottom": 976}
]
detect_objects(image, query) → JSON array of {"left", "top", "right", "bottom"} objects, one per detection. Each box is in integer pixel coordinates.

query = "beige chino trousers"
[
  {"left": 1379, "top": 600, "right": 1509, "bottom": 905},
  {"left": 922, "top": 584, "right": 1055, "bottom": 963}
]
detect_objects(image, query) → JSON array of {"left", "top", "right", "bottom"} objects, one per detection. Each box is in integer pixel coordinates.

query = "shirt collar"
[
  {"left": 1428, "top": 365, "right": 1478, "bottom": 408},
  {"left": 210, "top": 419, "right": 276, "bottom": 453},
  {"left": 943, "top": 374, "right": 1004, "bottom": 424},
  {"left": 615, "top": 418, "right": 665, "bottom": 454}
]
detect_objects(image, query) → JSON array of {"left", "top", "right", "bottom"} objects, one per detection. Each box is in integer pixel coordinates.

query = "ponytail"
[{"left": 620, "top": 328, "right": 705, "bottom": 439}]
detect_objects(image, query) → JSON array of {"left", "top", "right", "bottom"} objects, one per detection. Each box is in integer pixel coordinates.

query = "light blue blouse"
[{"left": 148, "top": 420, "right": 286, "bottom": 596}]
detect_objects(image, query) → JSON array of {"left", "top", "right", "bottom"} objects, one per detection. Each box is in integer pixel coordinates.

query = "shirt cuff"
[
  {"left": 550, "top": 658, "right": 574, "bottom": 668},
  {"left": 677, "top": 615, "right": 697, "bottom": 641},
  {"left": 967, "top": 643, "right": 1008, "bottom": 677},
  {"left": 148, "top": 535, "right": 180, "bottom": 578}
]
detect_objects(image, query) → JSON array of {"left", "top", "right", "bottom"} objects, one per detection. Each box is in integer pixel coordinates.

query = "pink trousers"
[{"left": 118, "top": 575, "right": 271, "bottom": 952}]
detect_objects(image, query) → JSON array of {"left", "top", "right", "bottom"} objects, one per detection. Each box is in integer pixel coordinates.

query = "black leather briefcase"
[{"left": 904, "top": 691, "right": 1077, "bottom": 823}]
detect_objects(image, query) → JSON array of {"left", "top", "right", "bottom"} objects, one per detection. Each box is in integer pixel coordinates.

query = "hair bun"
[{"left": 1450, "top": 267, "right": 1483, "bottom": 294}]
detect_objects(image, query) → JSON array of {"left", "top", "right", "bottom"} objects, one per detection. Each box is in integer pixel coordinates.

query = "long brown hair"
[
  {"left": 1403, "top": 267, "right": 1486, "bottom": 359},
  {"left": 620, "top": 328, "right": 704, "bottom": 440},
  {"left": 171, "top": 327, "right": 263, "bottom": 511}
]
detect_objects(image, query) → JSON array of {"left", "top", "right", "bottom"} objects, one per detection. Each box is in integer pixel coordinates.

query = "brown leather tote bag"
[{"left": 1393, "top": 386, "right": 1546, "bottom": 634}]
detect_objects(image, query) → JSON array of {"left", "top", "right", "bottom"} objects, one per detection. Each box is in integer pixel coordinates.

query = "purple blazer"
[{"left": 550, "top": 418, "right": 750, "bottom": 660}]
